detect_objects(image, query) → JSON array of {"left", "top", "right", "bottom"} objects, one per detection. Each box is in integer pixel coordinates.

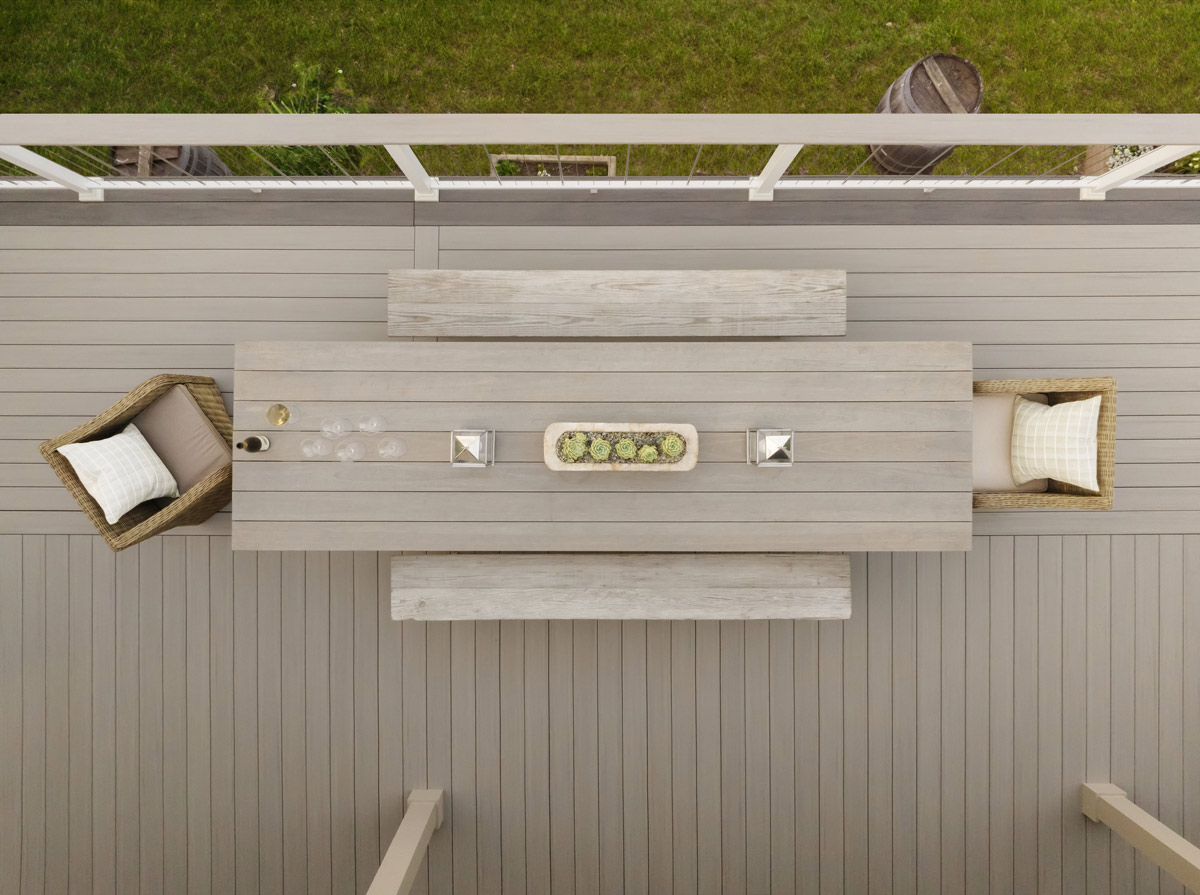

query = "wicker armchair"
[
  {"left": 39, "top": 374, "right": 233, "bottom": 551},
  {"left": 973, "top": 377, "right": 1116, "bottom": 510}
]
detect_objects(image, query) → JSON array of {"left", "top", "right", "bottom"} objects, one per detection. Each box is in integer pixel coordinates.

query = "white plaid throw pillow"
[
  {"left": 1010, "top": 395, "right": 1102, "bottom": 492},
  {"left": 57, "top": 423, "right": 180, "bottom": 524}
]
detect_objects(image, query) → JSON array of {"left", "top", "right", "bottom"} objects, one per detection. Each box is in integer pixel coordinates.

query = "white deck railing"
[
  {"left": 366, "top": 789, "right": 445, "bottom": 895},
  {"left": 1081, "top": 783, "right": 1200, "bottom": 891},
  {"left": 2, "top": 113, "right": 1200, "bottom": 202}
]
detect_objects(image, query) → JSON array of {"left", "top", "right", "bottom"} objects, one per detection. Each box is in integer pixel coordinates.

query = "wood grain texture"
[
  {"left": 387, "top": 268, "right": 847, "bottom": 337},
  {"left": 232, "top": 340, "right": 972, "bottom": 553},
  {"left": 390, "top": 552, "right": 851, "bottom": 620}
]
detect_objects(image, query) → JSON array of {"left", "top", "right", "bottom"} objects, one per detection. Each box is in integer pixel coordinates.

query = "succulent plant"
[
  {"left": 571, "top": 431, "right": 587, "bottom": 443},
  {"left": 615, "top": 437, "right": 637, "bottom": 460},
  {"left": 638, "top": 445, "right": 659, "bottom": 463},
  {"left": 561, "top": 438, "right": 586, "bottom": 461},
  {"left": 660, "top": 433, "right": 685, "bottom": 457},
  {"left": 589, "top": 438, "right": 612, "bottom": 461}
]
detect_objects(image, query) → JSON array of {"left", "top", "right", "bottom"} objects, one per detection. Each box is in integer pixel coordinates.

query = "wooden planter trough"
[{"left": 544, "top": 422, "right": 698, "bottom": 472}]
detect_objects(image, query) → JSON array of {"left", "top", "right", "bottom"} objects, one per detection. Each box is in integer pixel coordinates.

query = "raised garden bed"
[{"left": 543, "top": 422, "right": 698, "bottom": 472}]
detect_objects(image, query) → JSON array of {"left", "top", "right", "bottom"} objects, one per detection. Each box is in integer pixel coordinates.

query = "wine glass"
[
  {"left": 358, "top": 415, "right": 388, "bottom": 435},
  {"left": 378, "top": 438, "right": 407, "bottom": 459},
  {"left": 336, "top": 440, "right": 366, "bottom": 462},
  {"left": 320, "top": 417, "right": 354, "bottom": 439},
  {"left": 301, "top": 438, "right": 332, "bottom": 458}
]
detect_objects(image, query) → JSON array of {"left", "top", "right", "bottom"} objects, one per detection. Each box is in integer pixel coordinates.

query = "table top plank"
[{"left": 232, "top": 340, "right": 973, "bottom": 553}]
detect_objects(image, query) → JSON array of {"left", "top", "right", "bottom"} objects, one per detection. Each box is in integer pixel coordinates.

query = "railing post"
[
  {"left": 366, "top": 789, "right": 445, "bottom": 895},
  {"left": 0, "top": 145, "right": 104, "bottom": 201},
  {"left": 1079, "top": 144, "right": 1200, "bottom": 199},
  {"left": 1081, "top": 782, "right": 1200, "bottom": 891},
  {"left": 385, "top": 144, "right": 439, "bottom": 202},
  {"left": 748, "top": 143, "right": 804, "bottom": 201}
]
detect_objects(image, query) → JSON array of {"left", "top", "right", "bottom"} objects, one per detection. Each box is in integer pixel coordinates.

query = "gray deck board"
[{"left": 3, "top": 191, "right": 1200, "bottom": 892}]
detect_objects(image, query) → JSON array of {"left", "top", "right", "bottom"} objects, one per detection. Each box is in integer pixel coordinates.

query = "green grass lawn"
[{"left": 2, "top": 0, "right": 1198, "bottom": 177}]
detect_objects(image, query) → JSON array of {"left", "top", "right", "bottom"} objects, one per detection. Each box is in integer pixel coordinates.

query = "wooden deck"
[{"left": 3, "top": 188, "right": 1200, "bottom": 894}]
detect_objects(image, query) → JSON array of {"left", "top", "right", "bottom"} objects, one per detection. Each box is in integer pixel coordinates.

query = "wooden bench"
[
  {"left": 390, "top": 553, "right": 851, "bottom": 620},
  {"left": 386, "top": 269, "right": 847, "bottom": 338}
]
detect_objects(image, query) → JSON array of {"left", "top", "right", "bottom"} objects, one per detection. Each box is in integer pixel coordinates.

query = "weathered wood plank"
[
  {"left": 387, "top": 268, "right": 847, "bottom": 337},
  {"left": 391, "top": 552, "right": 850, "bottom": 620}
]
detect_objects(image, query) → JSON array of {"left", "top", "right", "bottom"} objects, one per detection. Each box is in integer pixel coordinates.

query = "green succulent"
[
  {"left": 660, "top": 433, "right": 685, "bottom": 457},
  {"left": 561, "top": 438, "right": 586, "bottom": 461},
  {"left": 571, "top": 431, "right": 588, "bottom": 443},
  {"left": 615, "top": 438, "right": 637, "bottom": 460},
  {"left": 589, "top": 438, "right": 612, "bottom": 461},
  {"left": 638, "top": 445, "right": 659, "bottom": 463}
]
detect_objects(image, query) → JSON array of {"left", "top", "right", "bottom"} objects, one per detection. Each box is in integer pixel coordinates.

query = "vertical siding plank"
[
  {"left": 1014, "top": 535, "right": 1040, "bottom": 895},
  {"left": 892, "top": 552, "right": 918, "bottom": 895},
  {"left": 21, "top": 536, "right": 46, "bottom": 895},
  {"left": 186, "top": 537, "right": 213, "bottom": 895},
  {"left": 45, "top": 535, "right": 70, "bottom": 895},
  {"left": 1062, "top": 536, "right": 1089, "bottom": 895},
  {"left": 354, "top": 552, "right": 381, "bottom": 895},
  {"left": 161, "top": 538, "right": 188, "bottom": 895},
  {"left": 819, "top": 614, "right": 845, "bottom": 895},
  {"left": 90, "top": 539, "right": 117, "bottom": 895},
  {"left": 1038, "top": 537, "right": 1064, "bottom": 895},
  {"left": 596, "top": 621, "right": 624, "bottom": 895},
  {"left": 646, "top": 620, "right": 672, "bottom": 893},
  {"left": 1158, "top": 536, "right": 1185, "bottom": 895},
  {"left": 138, "top": 539, "right": 164, "bottom": 895},
  {"left": 719, "top": 620, "right": 746, "bottom": 895},
  {"left": 451, "top": 621, "right": 477, "bottom": 895},
  {"left": 795, "top": 618, "right": 821, "bottom": 895},
  {"left": 915, "top": 552, "right": 942, "bottom": 895},
  {"left": 1184, "top": 537, "right": 1200, "bottom": 850},
  {"left": 40, "top": 532, "right": 68, "bottom": 887},
  {"left": 572, "top": 620, "right": 600, "bottom": 895},
  {"left": 769, "top": 619, "right": 796, "bottom": 895},
  {"left": 1134, "top": 535, "right": 1160, "bottom": 895},
  {"left": 671, "top": 620, "right": 698, "bottom": 895},
  {"left": 841, "top": 553, "right": 867, "bottom": 895},
  {"left": 964, "top": 539, "right": 990, "bottom": 895},
  {"left": 209, "top": 538, "right": 236, "bottom": 895},
  {"left": 305, "top": 552, "right": 332, "bottom": 895},
  {"left": 330, "top": 553, "right": 357, "bottom": 895},
  {"left": 115, "top": 546, "right": 140, "bottom": 894},
  {"left": 940, "top": 551, "right": 966, "bottom": 895},
  {"left": 868, "top": 551, "right": 894, "bottom": 894},
  {"left": 279, "top": 551, "right": 307, "bottom": 895},
  {"left": 233, "top": 550, "right": 259, "bottom": 895},
  {"left": 476, "top": 620, "right": 502, "bottom": 895},
  {"left": 1085, "top": 536, "right": 1112, "bottom": 895},
  {"left": 744, "top": 620, "right": 771, "bottom": 895},
  {"left": 696, "top": 620, "right": 722, "bottom": 895},
  {"left": 0, "top": 536, "right": 21, "bottom": 895},
  {"left": 500, "top": 620, "right": 527, "bottom": 895},
  {"left": 67, "top": 535, "right": 93, "bottom": 895},
  {"left": 376, "top": 553, "right": 402, "bottom": 870},
  {"left": 427, "top": 619, "right": 453, "bottom": 892},
  {"left": 1110, "top": 535, "right": 1136, "bottom": 892},
  {"left": 524, "top": 620, "right": 551, "bottom": 895},
  {"left": 988, "top": 537, "right": 1015, "bottom": 895},
  {"left": 401, "top": 619, "right": 429, "bottom": 895},
  {"left": 622, "top": 621, "right": 650, "bottom": 895},
  {"left": 257, "top": 550, "right": 284, "bottom": 895}
]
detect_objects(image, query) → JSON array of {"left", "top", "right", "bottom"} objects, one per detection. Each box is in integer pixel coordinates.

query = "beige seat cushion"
[
  {"left": 132, "top": 384, "right": 232, "bottom": 493},
  {"left": 973, "top": 394, "right": 1049, "bottom": 492}
]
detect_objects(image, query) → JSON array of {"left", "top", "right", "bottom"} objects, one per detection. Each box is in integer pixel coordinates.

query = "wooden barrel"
[{"left": 869, "top": 53, "right": 983, "bottom": 175}]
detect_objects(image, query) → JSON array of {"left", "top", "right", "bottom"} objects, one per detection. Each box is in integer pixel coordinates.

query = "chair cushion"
[
  {"left": 56, "top": 423, "right": 180, "bottom": 524},
  {"left": 1011, "top": 394, "right": 1102, "bottom": 492},
  {"left": 972, "top": 394, "right": 1049, "bottom": 492},
  {"left": 132, "top": 384, "right": 232, "bottom": 492}
]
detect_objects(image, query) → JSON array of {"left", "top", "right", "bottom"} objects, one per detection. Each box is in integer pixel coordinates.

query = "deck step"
[
  {"left": 390, "top": 552, "right": 851, "bottom": 620},
  {"left": 387, "top": 268, "right": 848, "bottom": 338}
]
